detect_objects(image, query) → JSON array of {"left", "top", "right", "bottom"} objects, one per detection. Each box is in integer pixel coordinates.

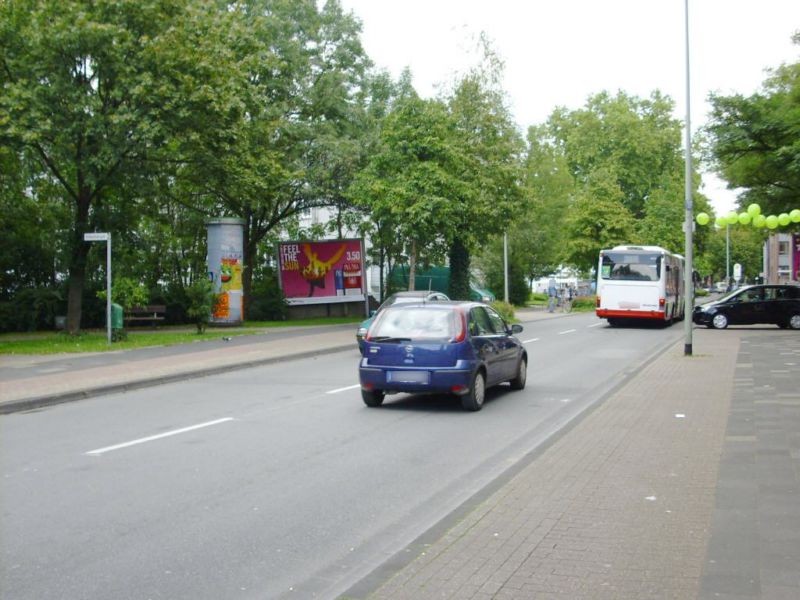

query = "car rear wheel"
[
  {"left": 712, "top": 313, "right": 729, "bottom": 329},
  {"left": 361, "top": 389, "right": 385, "bottom": 407},
  {"left": 788, "top": 314, "right": 800, "bottom": 330},
  {"left": 461, "top": 371, "right": 485, "bottom": 411},
  {"left": 509, "top": 357, "right": 527, "bottom": 390}
]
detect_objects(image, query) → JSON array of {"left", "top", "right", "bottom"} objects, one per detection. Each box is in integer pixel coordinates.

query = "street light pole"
[
  {"left": 682, "top": 0, "right": 694, "bottom": 356},
  {"left": 726, "top": 223, "right": 731, "bottom": 289},
  {"left": 503, "top": 232, "right": 509, "bottom": 303}
]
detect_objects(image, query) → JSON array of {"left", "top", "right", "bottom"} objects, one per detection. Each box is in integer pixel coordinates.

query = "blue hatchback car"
[
  {"left": 358, "top": 301, "right": 527, "bottom": 411},
  {"left": 356, "top": 290, "right": 450, "bottom": 352}
]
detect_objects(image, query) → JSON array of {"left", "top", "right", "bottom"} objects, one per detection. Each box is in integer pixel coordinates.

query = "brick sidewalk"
[{"left": 362, "top": 329, "right": 740, "bottom": 599}]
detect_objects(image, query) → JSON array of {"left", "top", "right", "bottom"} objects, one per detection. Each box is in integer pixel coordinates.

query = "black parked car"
[{"left": 693, "top": 284, "right": 800, "bottom": 330}]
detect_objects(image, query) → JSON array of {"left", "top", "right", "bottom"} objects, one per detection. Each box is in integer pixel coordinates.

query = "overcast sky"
[{"left": 338, "top": 0, "right": 799, "bottom": 214}]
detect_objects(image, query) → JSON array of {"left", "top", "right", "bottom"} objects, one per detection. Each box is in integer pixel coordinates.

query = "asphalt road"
[{"left": 0, "top": 313, "right": 684, "bottom": 599}]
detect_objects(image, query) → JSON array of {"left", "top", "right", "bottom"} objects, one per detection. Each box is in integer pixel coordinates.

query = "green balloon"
[
  {"left": 778, "top": 213, "right": 791, "bottom": 226},
  {"left": 766, "top": 215, "right": 779, "bottom": 229},
  {"left": 715, "top": 216, "right": 727, "bottom": 228},
  {"left": 727, "top": 211, "right": 739, "bottom": 225},
  {"left": 738, "top": 212, "right": 751, "bottom": 225},
  {"left": 747, "top": 203, "right": 761, "bottom": 217},
  {"left": 753, "top": 214, "right": 767, "bottom": 228},
  {"left": 791, "top": 209, "right": 800, "bottom": 223},
  {"left": 696, "top": 212, "right": 710, "bottom": 225}
]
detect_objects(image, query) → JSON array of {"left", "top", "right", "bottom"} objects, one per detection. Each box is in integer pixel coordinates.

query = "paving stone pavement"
[
  {"left": 355, "top": 328, "right": 799, "bottom": 600},
  {"left": 699, "top": 332, "right": 800, "bottom": 600}
]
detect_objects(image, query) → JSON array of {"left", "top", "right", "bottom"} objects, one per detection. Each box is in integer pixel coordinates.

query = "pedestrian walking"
[{"left": 547, "top": 277, "right": 557, "bottom": 313}]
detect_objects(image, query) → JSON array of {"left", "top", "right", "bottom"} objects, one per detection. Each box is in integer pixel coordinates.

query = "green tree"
[
  {"left": 704, "top": 35, "right": 800, "bottom": 216},
  {"left": 0, "top": 0, "right": 242, "bottom": 334},
  {"left": 174, "top": 0, "right": 370, "bottom": 315},
  {"left": 527, "top": 90, "right": 699, "bottom": 272},
  {"left": 350, "top": 95, "right": 464, "bottom": 288},
  {"left": 565, "top": 168, "right": 637, "bottom": 270},
  {"left": 443, "top": 61, "right": 525, "bottom": 299},
  {"left": 517, "top": 125, "right": 575, "bottom": 280}
]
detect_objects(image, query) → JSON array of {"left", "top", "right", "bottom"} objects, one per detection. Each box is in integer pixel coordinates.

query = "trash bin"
[
  {"left": 111, "top": 303, "right": 126, "bottom": 341},
  {"left": 111, "top": 303, "right": 124, "bottom": 329}
]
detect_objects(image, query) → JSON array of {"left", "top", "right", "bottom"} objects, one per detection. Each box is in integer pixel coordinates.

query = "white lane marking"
[
  {"left": 86, "top": 418, "right": 235, "bottom": 456},
  {"left": 326, "top": 384, "right": 360, "bottom": 394},
  {"left": 522, "top": 338, "right": 540, "bottom": 344},
  {"left": 588, "top": 322, "right": 604, "bottom": 328},
  {"left": 558, "top": 329, "right": 577, "bottom": 335}
]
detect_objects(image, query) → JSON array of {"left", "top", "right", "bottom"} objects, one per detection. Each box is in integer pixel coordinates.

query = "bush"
[
  {"left": 572, "top": 296, "right": 596, "bottom": 312},
  {"left": 248, "top": 268, "right": 287, "bottom": 321},
  {"left": 490, "top": 300, "right": 515, "bottom": 323},
  {"left": 185, "top": 279, "right": 216, "bottom": 333},
  {"left": 0, "top": 287, "right": 64, "bottom": 332},
  {"left": 485, "top": 267, "right": 528, "bottom": 306},
  {"left": 97, "top": 277, "right": 149, "bottom": 311}
]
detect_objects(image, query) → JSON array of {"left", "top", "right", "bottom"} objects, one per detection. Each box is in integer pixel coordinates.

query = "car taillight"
[
  {"left": 659, "top": 297, "right": 666, "bottom": 307},
  {"left": 452, "top": 308, "right": 466, "bottom": 342},
  {"left": 596, "top": 296, "right": 600, "bottom": 308}
]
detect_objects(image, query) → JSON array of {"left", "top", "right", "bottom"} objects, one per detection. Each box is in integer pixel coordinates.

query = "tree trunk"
[
  {"left": 448, "top": 237, "right": 471, "bottom": 300},
  {"left": 378, "top": 241, "right": 385, "bottom": 304},
  {"left": 65, "top": 250, "right": 88, "bottom": 335},
  {"left": 66, "top": 193, "right": 92, "bottom": 335},
  {"left": 242, "top": 218, "right": 254, "bottom": 321},
  {"left": 408, "top": 239, "right": 416, "bottom": 291}
]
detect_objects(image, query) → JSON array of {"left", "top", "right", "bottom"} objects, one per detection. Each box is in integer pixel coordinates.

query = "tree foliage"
[
  {"left": 0, "top": 0, "right": 239, "bottom": 332},
  {"left": 704, "top": 34, "right": 800, "bottom": 216},
  {"left": 526, "top": 91, "right": 707, "bottom": 272}
]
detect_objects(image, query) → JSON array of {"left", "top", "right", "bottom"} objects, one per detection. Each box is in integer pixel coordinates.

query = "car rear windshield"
[
  {"left": 601, "top": 252, "right": 661, "bottom": 281},
  {"left": 370, "top": 306, "right": 458, "bottom": 341}
]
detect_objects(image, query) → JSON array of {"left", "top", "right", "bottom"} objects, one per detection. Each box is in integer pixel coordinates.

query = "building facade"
[{"left": 763, "top": 233, "right": 799, "bottom": 284}]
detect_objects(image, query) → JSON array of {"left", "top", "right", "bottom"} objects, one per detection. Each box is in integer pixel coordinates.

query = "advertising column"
[{"left": 207, "top": 218, "right": 245, "bottom": 325}]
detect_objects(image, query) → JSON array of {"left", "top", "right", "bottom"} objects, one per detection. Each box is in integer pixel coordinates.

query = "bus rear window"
[{"left": 601, "top": 252, "right": 661, "bottom": 281}]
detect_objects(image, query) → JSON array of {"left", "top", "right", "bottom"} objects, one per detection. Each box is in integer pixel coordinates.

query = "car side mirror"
[
  {"left": 510, "top": 324, "right": 523, "bottom": 334},
  {"left": 369, "top": 309, "right": 376, "bottom": 317}
]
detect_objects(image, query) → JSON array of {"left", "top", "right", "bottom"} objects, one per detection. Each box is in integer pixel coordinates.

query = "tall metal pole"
[
  {"left": 683, "top": 0, "right": 694, "bottom": 356},
  {"left": 106, "top": 234, "right": 112, "bottom": 344},
  {"left": 726, "top": 224, "right": 731, "bottom": 289},
  {"left": 503, "top": 232, "right": 509, "bottom": 303}
]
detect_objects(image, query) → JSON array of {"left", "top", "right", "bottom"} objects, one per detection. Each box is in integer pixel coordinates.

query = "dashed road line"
[
  {"left": 326, "top": 384, "right": 360, "bottom": 394},
  {"left": 86, "top": 418, "right": 235, "bottom": 456}
]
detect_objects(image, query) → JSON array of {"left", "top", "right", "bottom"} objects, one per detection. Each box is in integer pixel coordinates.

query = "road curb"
[{"left": 0, "top": 343, "right": 355, "bottom": 415}]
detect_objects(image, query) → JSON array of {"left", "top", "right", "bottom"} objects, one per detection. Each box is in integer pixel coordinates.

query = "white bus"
[{"left": 596, "top": 245, "right": 685, "bottom": 326}]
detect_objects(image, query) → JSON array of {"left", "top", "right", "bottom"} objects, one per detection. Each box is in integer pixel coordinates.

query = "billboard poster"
[{"left": 278, "top": 239, "right": 365, "bottom": 305}]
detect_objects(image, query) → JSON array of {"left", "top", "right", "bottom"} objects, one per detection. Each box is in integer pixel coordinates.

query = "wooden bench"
[{"left": 125, "top": 305, "right": 166, "bottom": 326}]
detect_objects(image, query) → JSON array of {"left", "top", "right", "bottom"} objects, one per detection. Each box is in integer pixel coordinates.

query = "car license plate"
[{"left": 387, "top": 370, "right": 429, "bottom": 384}]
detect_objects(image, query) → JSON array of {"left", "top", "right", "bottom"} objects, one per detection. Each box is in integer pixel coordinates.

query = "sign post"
[{"left": 84, "top": 232, "right": 111, "bottom": 344}]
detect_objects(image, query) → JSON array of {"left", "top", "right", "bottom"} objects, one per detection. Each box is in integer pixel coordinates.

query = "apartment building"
[{"left": 763, "top": 233, "right": 799, "bottom": 284}]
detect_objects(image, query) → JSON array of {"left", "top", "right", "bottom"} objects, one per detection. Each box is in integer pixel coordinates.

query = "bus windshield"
[{"left": 600, "top": 252, "right": 661, "bottom": 282}]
